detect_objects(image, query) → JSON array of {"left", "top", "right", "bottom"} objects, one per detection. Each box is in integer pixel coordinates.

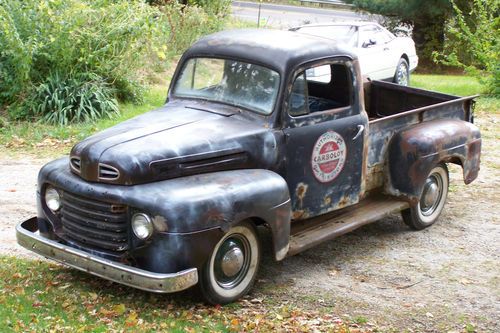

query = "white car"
[{"left": 291, "top": 22, "right": 418, "bottom": 85}]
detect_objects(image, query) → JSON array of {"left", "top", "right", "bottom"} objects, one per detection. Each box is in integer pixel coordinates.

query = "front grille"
[{"left": 60, "top": 191, "right": 128, "bottom": 252}]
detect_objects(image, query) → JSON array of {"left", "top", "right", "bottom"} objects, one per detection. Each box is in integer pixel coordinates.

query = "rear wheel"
[
  {"left": 402, "top": 164, "right": 449, "bottom": 230},
  {"left": 199, "top": 221, "right": 260, "bottom": 304},
  {"left": 394, "top": 58, "right": 410, "bottom": 86}
]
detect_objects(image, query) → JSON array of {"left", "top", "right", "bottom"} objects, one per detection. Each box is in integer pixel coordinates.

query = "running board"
[{"left": 287, "top": 196, "right": 409, "bottom": 257}]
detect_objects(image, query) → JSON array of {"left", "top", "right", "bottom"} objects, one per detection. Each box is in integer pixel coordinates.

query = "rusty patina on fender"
[
  {"left": 386, "top": 119, "right": 481, "bottom": 203},
  {"left": 37, "top": 158, "right": 291, "bottom": 269}
]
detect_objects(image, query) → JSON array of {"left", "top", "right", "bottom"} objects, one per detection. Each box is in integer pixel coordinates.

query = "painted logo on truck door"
[{"left": 311, "top": 131, "right": 347, "bottom": 183}]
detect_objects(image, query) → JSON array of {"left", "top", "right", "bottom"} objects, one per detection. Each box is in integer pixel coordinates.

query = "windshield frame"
[{"left": 170, "top": 56, "right": 282, "bottom": 116}]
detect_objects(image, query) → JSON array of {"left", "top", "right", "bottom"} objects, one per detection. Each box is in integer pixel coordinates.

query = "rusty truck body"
[{"left": 17, "top": 29, "right": 481, "bottom": 304}]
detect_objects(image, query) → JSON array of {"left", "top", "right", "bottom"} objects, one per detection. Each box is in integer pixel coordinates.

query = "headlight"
[
  {"left": 131, "top": 213, "right": 153, "bottom": 240},
  {"left": 45, "top": 186, "right": 61, "bottom": 212}
]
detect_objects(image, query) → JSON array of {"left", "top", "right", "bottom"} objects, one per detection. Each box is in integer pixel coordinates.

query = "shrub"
[
  {"left": 0, "top": 4, "right": 32, "bottom": 105},
  {"left": 24, "top": 72, "right": 119, "bottom": 125},
  {"left": 433, "top": 0, "right": 499, "bottom": 96},
  {"left": 0, "top": 0, "right": 227, "bottom": 124}
]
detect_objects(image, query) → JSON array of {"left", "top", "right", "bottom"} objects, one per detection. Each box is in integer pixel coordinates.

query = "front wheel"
[
  {"left": 199, "top": 221, "right": 260, "bottom": 304},
  {"left": 393, "top": 58, "right": 410, "bottom": 86},
  {"left": 402, "top": 164, "right": 449, "bottom": 230}
]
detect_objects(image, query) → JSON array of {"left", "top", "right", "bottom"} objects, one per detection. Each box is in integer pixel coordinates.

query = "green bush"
[
  {"left": 0, "top": 4, "right": 31, "bottom": 105},
  {"left": 0, "top": 0, "right": 226, "bottom": 124},
  {"left": 25, "top": 72, "right": 119, "bottom": 125},
  {"left": 160, "top": 3, "right": 227, "bottom": 56},
  {"left": 433, "top": 0, "right": 499, "bottom": 96}
]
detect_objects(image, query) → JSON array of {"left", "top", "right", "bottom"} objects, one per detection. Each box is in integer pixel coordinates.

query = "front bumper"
[{"left": 16, "top": 217, "right": 198, "bottom": 293}]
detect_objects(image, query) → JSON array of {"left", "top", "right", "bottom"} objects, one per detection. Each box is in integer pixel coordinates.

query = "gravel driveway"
[{"left": 1, "top": 113, "right": 498, "bottom": 331}]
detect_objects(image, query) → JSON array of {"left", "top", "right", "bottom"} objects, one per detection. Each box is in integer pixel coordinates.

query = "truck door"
[{"left": 283, "top": 59, "right": 367, "bottom": 220}]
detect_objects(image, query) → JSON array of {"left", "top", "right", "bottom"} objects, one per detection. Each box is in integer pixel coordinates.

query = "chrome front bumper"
[{"left": 16, "top": 218, "right": 198, "bottom": 293}]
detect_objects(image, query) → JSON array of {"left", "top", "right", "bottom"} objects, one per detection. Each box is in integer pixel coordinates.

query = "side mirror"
[{"left": 362, "top": 39, "right": 376, "bottom": 48}]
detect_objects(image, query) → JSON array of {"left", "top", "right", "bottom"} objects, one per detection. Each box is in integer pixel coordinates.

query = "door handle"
[{"left": 353, "top": 125, "right": 365, "bottom": 141}]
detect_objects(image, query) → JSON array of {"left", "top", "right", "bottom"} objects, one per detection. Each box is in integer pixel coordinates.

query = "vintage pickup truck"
[{"left": 17, "top": 29, "right": 481, "bottom": 304}]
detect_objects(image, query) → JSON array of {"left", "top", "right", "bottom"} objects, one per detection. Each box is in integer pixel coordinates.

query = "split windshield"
[{"left": 173, "top": 57, "right": 280, "bottom": 115}]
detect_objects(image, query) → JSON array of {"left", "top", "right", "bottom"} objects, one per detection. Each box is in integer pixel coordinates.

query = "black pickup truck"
[{"left": 17, "top": 29, "right": 481, "bottom": 304}]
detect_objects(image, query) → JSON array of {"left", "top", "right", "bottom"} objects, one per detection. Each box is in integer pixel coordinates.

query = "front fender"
[
  {"left": 386, "top": 119, "right": 481, "bottom": 203},
  {"left": 40, "top": 159, "right": 292, "bottom": 262}
]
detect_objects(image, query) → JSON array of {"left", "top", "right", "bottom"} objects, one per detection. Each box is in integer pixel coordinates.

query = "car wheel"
[
  {"left": 402, "top": 164, "right": 449, "bottom": 230},
  {"left": 394, "top": 58, "right": 410, "bottom": 86},
  {"left": 199, "top": 221, "right": 260, "bottom": 304}
]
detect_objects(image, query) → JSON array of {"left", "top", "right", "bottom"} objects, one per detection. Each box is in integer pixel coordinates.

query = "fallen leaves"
[
  {"left": 5, "top": 135, "right": 75, "bottom": 150},
  {"left": 0, "top": 257, "right": 378, "bottom": 332}
]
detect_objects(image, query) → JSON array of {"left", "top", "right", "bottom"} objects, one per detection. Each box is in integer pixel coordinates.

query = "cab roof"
[{"left": 182, "top": 29, "right": 356, "bottom": 74}]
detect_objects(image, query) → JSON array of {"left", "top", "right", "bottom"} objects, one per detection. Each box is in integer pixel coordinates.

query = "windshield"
[
  {"left": 173, "top": 57, "right": 280, "bottom": 115},
  {"left": 296, "top": 25, "right": 358, "bottom": 47}
]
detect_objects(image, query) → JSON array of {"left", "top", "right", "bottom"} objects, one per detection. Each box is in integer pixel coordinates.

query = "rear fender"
[{"left": 386, "top": 119, "right": 481, "bottom": 203}]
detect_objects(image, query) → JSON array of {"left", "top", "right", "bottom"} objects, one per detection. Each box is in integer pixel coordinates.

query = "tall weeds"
[{"left": 0, "top": 0, "right": 226, "bottom": 124}]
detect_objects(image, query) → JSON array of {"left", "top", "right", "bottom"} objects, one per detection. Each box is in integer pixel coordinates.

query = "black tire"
[
  {"left": 393, "top": 58, "right": 410, "bottom": 86},
  {"left": 402, "top": 164, "right": 449, "bottom": 230},
  {"left": 199, "top": 221, "right": 260, "bottom": 304}
]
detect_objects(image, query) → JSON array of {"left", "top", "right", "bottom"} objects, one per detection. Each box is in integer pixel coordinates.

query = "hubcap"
[
  {"left": 420, "top": 174, "right": 442, "bottom": 216},
  {"left": 214, "top": 236, "right": 250, "bottom": 289},
  {"left": 221, "top": 247, "right": 244, "bottom": 277},
  {"left": 397, "top": 63, "right": 408, "bottom": 86}
]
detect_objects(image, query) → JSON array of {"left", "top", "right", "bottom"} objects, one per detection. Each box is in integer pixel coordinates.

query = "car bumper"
[{"left": 16, "top": 217, "right": 198, "bottom": 293}]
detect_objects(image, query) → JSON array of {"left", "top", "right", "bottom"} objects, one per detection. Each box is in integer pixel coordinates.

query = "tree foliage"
[{"left": 434, "top": 0, "right": 499, "bottom": 96}]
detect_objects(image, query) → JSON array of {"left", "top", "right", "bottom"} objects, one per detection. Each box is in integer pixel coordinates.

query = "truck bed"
[{"left": 363, "top": 80, "right": 477, "bottom": 191}]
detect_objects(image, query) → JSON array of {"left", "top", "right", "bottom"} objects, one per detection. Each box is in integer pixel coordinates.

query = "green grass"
[
  {"left": 411, "top": 74, "right": 499, "bottom": 114},
  {"left": 0, "top": 256, "right": 352, "bottom": 332},
  {"left": 0, "top": 257, "right": 227, "bottom": 332},
  {"left": 0, "top": 86, "right": 167, "bottom": 157},
  {"left": 411, "top": 74, "right": 485, "bottom": 97}
]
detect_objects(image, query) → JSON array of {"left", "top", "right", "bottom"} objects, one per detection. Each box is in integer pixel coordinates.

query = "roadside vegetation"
[{"left": 0, "top": 0, "right": 229, "bottom": 124}]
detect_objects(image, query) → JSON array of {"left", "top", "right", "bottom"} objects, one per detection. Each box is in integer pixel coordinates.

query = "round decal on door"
[{"left": 311, "top": 131, "right": 347, "bottom": 183}]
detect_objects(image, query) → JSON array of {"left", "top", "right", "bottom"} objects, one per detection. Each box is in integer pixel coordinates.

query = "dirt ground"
[{"left": 1, "top": 113, "right": 498, "bottom": 332}]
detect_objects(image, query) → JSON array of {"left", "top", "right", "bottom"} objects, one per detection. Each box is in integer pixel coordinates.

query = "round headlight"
[
  {"left": 45, "top": 186, "right": 61, "bottom": 212},
  {"left": 132, "top": 213, "right": 153, "bottom": 240}
]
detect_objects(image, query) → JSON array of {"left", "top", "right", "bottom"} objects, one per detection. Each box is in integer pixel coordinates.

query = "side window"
[
  {"left": 373, "top": 27, "right": 393, "bottom": 44},
  {"left": 290, "top": 73, "right": 308, "bottom": 116},
  {"left": 305, "top": 65, "right": 331, "bottom": 84},
  {"left": 360, "top": 26, "right": 378, "bottom": 48},
  {"left": 288, "top": 63, "right": 352, "bottom": 117}
]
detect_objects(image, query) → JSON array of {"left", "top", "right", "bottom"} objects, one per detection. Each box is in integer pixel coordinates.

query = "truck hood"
[{"left": 70, "top": 101, "right": 279, "bottom": 185}]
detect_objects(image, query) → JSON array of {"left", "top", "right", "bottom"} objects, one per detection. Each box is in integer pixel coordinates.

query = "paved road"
[{"left": 232, "top": 1, "right": 367, "bottom": 28}]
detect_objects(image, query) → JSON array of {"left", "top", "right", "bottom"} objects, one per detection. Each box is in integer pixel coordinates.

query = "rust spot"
[
  {"left": 295, "top": 182, "right": 308, "bottom": 208},
  {"left": 152, "top": 215, "right": 168, "bottom": 232},
  {"left": 292, "top": 210, "right": 305, "bottom": 220},
  {"left": 337, "top": 195, "right": 350, "bottom": 209},
  {"left": 203, "top": 209, "right": 226, "bottom": 224},
  {"left": 323, "top": 196, "right": 332, "bottom": 206}
]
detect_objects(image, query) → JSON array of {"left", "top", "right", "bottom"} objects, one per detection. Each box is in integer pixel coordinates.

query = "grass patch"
[
  {"left": 411, "top": 74, "right": 486, "bottom": 96},
  {"left": 0, "top": 256, "right": 354, "bottom": 332},
  {"left": 0, "top": 86, "right": 167, "bottom": 158}
]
